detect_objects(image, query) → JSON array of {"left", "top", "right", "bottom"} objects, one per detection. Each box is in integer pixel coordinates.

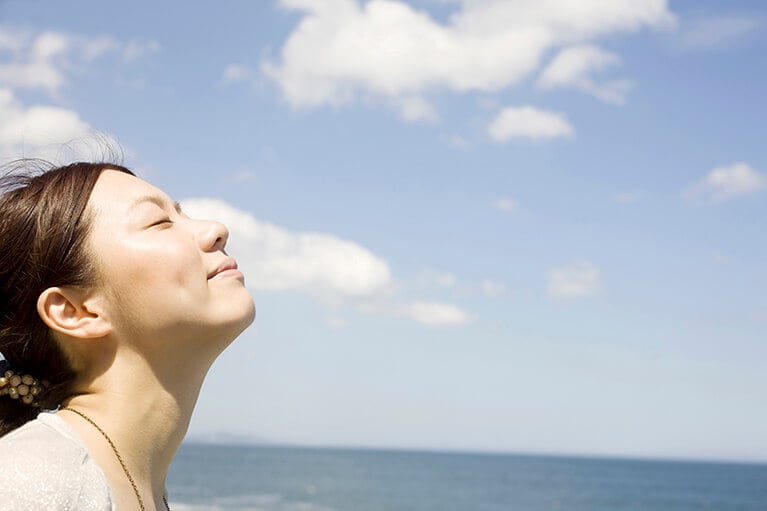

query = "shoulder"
[{"left": 0, "top": 413, "right": 112, "bottom": 511}]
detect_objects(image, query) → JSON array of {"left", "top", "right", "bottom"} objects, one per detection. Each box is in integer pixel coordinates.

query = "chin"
[
  {"left": 221, "top": 294, "right": 256, "bottom": 341},
  {"left": 239, "top": 298, "right": 257, "bottom": 331}
]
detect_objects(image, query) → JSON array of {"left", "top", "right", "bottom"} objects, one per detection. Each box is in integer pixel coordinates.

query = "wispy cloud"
[
  {"left": 487, "top": 106, "right": 573, "bottom": 142},
  {"left": 678, "top": 16, "right": 761, "bottom": 49},
  {"left": 494, "top": 197, "right": 517, "bottom": 212},
  {"left": 263, "top": 0, "right": 675, "bottom": 121},
  {"left": 444, "top": 134, "right": 471, "bottom": 150},
  {"left": 0, "top": 30, "right": 69, "bottom": 92},
  {"left": 0, "top": 27, "right": 160, "bottom": 95},
  {"left": 229, "top": 169, "right": 259, "bottom": 183},
  {"left": 122, "top": 38, "right": 160, "bottom": 61},
  {"left": 417, "top": 269, "right": 458, "bottom": 289},
  {"left": 405, "top": 301, "right": 473, "bottom": 326},
  {"left": 481, "top": 279, "right": 506, "bottom": 297},
  {"left": 547, "top": 262, "right": 602, "bottom": 299},
  {"left": 537, "top": 44, "right": 631, "bottom": 104},
  {"left": 222, "top": 63, "right": 258, "bottom": 84},
  {"left": 356, "top": 298, "right": 473, "bottom": 326},
  {"left": 395, "top": 96, "right": 439, "bottom": 123},
  {"left": 686, "top": 162, "right": 766, "bottom": 203}
]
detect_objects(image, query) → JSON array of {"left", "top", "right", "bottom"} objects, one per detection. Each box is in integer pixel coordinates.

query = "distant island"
[{"left": 184, "top": 431, "right": 272, "bottom": 446}]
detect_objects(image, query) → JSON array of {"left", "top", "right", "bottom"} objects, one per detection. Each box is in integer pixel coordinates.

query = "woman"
[{"left": 0, "top": 161, "right": 256, "bottom": 510}]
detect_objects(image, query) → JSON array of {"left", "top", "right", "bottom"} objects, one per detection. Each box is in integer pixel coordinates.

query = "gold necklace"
[{"left": 63, "top": 407, "right": 170, "bottom": 511}]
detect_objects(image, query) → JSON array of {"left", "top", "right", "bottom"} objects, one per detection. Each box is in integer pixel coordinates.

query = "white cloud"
[
  {"left": 481, "top": 279, "right": 506, "bottom": 297},
  {"left": 538, "top": 44, "right": 631, "bottom": 104},
  {"left": 687, "top": 162, "right": 766, "bottom": 202},
  {"left": 539, "top": 45, "right": 620, "bottom": 86},
  {"left": 264, "top": 0, "right": 675, "bottom": 118},
  {"left": 180, "top": 198, "right": 392, "bottom": 296},
  {"left": 0, "top": 61, "right": 66, "bottom": 93},
  {"left": 487, "top": 106, "right": 573, "bottom": 142},
  {"left": 0, "top": 28, "right": 68, "bottom": 93},
  {"left": 406, "top": 301, "right": 472, "bottom": 325},
  {"left": 450, "top": 0, "right": 675, "bottom": 36},
  {"left": 180, "top": 199, "right": 472, "bottom": 326},
  {"left": 396, "top": 96, "right": 439, "bottom": 123},
  {"left": 0, "top": 28, "right": 160, "bottom": 94},
  {"left": 0, "top": 88, "right": 106, "bottom": 160},
  {"left": 31, "top": 31, "right": 70, "bottom": 61},
  {"left": 548, "top": 261, "right": 601, "bottom": 299},
  {"left": 494, "top": 197, "right": 516, "bottom": 212}
]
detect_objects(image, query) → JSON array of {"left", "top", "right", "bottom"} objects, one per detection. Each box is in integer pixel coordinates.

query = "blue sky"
[{"left": 1, "top": 0, "right": 765, "bottom": 463}]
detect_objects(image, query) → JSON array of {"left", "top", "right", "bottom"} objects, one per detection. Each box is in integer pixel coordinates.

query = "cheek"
[{"left": 103, "top": 236, "right": 206, "bottom": 306}]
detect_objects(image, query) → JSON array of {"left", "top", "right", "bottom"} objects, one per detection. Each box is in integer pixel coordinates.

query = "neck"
[{"left": 61, "top": 346, "right": 213, "bottom": 507}]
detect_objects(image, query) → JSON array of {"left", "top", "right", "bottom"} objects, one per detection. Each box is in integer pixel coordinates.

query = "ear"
[{"left": 37, "top": 287, "right": 112, "bottom": 340}]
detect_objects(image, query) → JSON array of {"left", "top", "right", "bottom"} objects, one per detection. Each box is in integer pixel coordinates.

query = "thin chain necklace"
[{"left": 63, "top": 407, "right": 170, "bottom": 511}]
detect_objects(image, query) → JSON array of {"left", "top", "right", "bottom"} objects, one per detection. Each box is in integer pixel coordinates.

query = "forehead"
[{"left": 88, "top": 170, "right": 167, "bottom": 218}]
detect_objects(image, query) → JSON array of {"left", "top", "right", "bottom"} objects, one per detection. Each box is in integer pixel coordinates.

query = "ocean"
[{"left": 166, "top": 444, "right": 767, "bottom": 511}]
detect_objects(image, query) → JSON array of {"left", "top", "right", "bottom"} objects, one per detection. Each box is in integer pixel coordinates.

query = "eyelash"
[{"left": 149, "top": 217, "right": 173, "bottom": 228}]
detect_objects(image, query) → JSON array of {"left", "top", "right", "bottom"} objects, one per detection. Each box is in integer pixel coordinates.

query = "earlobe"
[{"left": 37, "top": 287, "right": 111, "bottom": 339}]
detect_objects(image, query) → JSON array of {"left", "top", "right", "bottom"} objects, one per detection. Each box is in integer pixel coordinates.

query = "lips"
[{"left": 208, "top": 258, "right": 240, "bottom": 280}]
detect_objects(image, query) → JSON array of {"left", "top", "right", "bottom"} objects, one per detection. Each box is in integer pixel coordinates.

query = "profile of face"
[{"left": 85, "top": 170, "right": 255, "bottom": 359}]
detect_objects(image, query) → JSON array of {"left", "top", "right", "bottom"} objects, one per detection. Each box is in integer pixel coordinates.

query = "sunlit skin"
[
  {"left": 87, "top": 170, "right": 255, "bottom": 361},
  {"left": 36, "top": 170, "right": 255, "bottom": 510}
]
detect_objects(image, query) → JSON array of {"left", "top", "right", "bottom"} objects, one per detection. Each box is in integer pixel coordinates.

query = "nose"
[{"left": 198, "top": 219, "right": 229, "bottom": 252}]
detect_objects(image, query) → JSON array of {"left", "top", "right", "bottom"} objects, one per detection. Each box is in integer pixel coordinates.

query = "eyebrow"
[{"left": 129, "top": 195, "right": 183, "bottom": 214}]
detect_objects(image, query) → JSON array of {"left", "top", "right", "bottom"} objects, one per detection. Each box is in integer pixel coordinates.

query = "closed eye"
[{"left": 148, "top": 217, "right": 173, "bottom": 228}]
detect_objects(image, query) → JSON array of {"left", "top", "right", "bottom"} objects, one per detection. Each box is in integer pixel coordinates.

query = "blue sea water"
[{"left": 166, "top": 444, "right": 767, "bottom": 511}]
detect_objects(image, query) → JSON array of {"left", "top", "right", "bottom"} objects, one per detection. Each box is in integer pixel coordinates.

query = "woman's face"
[{"left": 85, "top": 170, "right": 255, "bottom": 354}]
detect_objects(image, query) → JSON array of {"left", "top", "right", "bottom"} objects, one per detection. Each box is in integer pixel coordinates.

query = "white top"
[{"left": 0, "top": 412, "right": 114, "bottom": 510}]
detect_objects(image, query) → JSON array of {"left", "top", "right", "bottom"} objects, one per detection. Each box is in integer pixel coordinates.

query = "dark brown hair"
[{"left": 0, "top": 161, "right": 134, "bottom": 436}]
